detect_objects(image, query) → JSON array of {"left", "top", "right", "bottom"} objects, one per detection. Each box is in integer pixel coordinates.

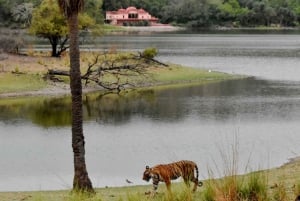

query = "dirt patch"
[
  {"left": 0, "top": 53, "right": 68, "bottom": 73},
  {"left": 0, "top": 53, "right": 101, "bottom": 98}
]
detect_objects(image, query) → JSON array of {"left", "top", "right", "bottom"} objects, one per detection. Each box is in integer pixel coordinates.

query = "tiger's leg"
[
  {"left": 151, "top": 174, "right": 160, "bottom": 196},
  {"left": 165, "top": 180, "right": 171, "bottom": 192},
  {"left": 165, "top": 179, "right": 174, "bottom": 200},
  {"left": 191, "top": 177, "right": 199, "bottom": 192},
  {"left": 183, "top": 177, "right": 191, "bottom": 187}
]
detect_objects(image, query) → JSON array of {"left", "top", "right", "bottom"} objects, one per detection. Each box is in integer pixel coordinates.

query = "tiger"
[{"left": 142, "top": 160, "right": 203, "bottom": 194}]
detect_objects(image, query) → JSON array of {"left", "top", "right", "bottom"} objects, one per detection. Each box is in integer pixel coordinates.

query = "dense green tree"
[
  {"left": 84, "top": 0, "right": 103, "bottom": 24},
  {"left": 29, "top": 0, "right": 68, "bottom": 57},
  {"left": 57, "top": 0, "right": 94, "bottom": 192},
  {"left": 264, "top": 5, "right": 276, "bottom": 26},
  {"left": 278, "top": 6, "right": 296, "bottom": 26},
  {"left": 161, "top": 0, "right": 216, "bottom": 26},
  {"left": 29, "top": 0, "right": 95, "bottom": 57},
  {"left": 288, "top": 0, "right": 300, "bottom": 18},
  {"left": 217, "top": 0, "right": 249, "bottom": 26},
  {"left": 160, "top": 0, "right": 299, "bottom": 27}
]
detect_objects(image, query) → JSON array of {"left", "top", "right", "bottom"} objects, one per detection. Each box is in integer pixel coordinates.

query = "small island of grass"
[{"left": 0, "top": 51, "right": 242, "bottom": 98}]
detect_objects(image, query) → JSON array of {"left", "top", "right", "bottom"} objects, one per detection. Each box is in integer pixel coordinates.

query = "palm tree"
[{"left": 57, "top": 0, "right": 94, "bottom": 192}]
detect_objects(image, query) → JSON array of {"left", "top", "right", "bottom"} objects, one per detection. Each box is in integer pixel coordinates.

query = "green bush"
[{"left": 142, "top": 47, "right": 158, "bottom": 59}]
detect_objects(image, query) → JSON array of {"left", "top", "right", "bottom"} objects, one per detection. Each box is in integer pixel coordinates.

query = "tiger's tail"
[{"left": 195, "top": 164, "right": 203, "bottom": 187}]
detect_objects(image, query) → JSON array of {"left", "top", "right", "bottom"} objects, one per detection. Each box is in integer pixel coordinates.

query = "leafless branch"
[{"left": 47, "top": 51, "right": 168, "bottom": 93}]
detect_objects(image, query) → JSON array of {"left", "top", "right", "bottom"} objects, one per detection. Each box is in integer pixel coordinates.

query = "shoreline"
[
  {"left": 113, "top": 25, "right": 300, "bottom": 33},
  {"left": 0, "top": 77, "right": 237, "bottom": 98},
  {"left": 120, "top": 25, "right": 185, "bottom": 32},
  {"left": 0, "top": 83, "right": 100, "bottom": 98}
]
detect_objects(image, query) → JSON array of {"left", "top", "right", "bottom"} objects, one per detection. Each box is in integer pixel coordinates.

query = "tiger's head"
[{"left": 143, "top": 165, "right": 152, "bottom": 182}]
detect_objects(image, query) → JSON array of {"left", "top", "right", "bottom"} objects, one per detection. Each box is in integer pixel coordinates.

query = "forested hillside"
[
  {"left": 103, "top": 0, "right": 300, "bottom": 27},
  {"left": 0, "top": 0, "right": 299, "bottom": 28}
]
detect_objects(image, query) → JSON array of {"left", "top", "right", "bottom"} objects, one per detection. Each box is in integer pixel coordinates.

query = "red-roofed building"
[{"left": 106, "top": 7, "right": 159, "bottom": 26}]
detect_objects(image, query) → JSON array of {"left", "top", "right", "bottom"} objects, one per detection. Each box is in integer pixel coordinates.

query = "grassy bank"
[
  {"left": 0, "top": 52, "right": 240, "bottom": 97},
  {"left": 0, "top": 73, "right": 46, "bottom": 94}
]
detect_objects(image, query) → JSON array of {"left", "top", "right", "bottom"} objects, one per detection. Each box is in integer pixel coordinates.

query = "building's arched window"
[{"left": 128, "top": 13, "right": 138, "bottom": 18}]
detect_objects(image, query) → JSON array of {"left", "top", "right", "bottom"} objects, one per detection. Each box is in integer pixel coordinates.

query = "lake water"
[{"left": 1, "top": 31, "right": 300, "bottom": 191}]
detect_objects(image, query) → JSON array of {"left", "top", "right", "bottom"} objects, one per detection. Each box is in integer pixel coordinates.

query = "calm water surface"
[
  {"left": 94, "top": 32, "right": 300, "bottom": 80},
  {"left": 1, "top": 31, "right": 300, "bottom": 191}
]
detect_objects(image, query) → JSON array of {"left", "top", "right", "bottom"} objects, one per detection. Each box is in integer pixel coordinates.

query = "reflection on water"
[
  {"left": 1, "top": 78, "right": 300, "bottom": 127},
  {"left": 0, "top": 97, "right": 72, "bottom": 127}
]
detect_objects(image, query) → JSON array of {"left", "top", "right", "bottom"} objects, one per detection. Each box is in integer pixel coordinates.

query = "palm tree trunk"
[{"left": 68, "top": 12, "right": 93, "bottom": 192}]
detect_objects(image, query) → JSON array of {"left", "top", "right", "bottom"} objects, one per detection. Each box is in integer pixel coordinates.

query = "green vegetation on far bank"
[{"left": 1, "top": 0, "right": 299, "bottom": 30}]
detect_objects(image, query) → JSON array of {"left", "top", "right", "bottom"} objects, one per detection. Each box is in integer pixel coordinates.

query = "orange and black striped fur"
[{"left": 143, "top": 160, "right": 203, "bottom": 193}]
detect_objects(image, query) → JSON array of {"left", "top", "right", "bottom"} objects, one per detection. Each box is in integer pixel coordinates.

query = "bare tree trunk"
[{"left": 68, "top": 12, "right": 93, "bottom": 192}]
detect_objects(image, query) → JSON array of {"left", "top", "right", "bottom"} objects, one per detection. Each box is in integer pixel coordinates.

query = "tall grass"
[
  {"left": 238, "top": 172, "right": 269, "bottom": 201},
  {"left": 200, "top": 135, "right": 269, "bottom": 201}
]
